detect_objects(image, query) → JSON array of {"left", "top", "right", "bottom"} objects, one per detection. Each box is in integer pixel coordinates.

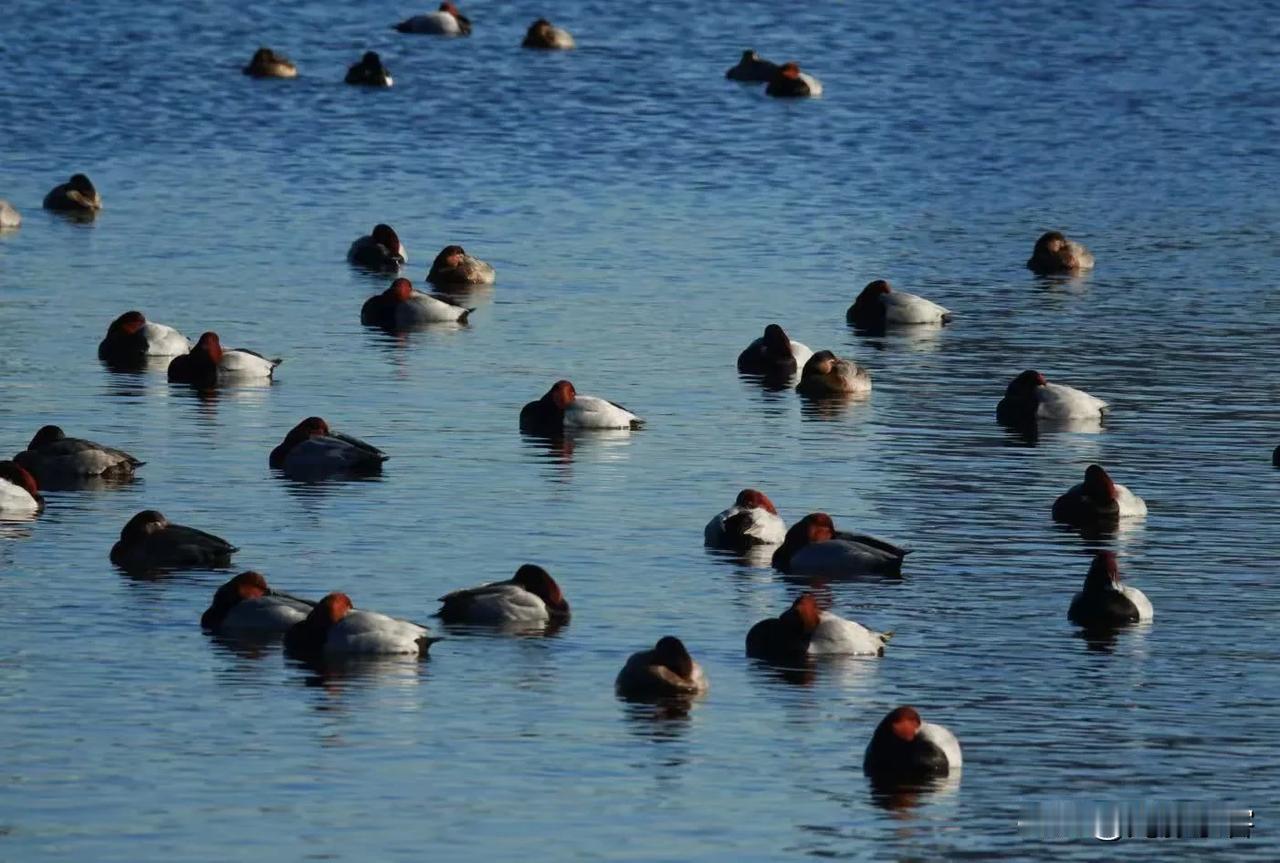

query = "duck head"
[
  {"left": 1083, "top": 464, "right": 1117, "bottom": 500},
  {"left": 0, "top": 461, "right": 39, "bottom": 498},
  {"left": 203, "top": 571, "right": 271, "bottom": 627},
  {"left": 512, "top": 564, "right": 569, "bottom": 617},
  {"left": 734, "top": 488, "right": 778, "bottom": 514},
  {"left": 305, "top": 592, "right": 354, "bottom": 631},
  {"left": 28, "top": 425, "right": 66, "bottom": 449},
  {"left": 372, "top": 223, "right": 400, "bottom": 251},
  {"left": 107, "top": 310, "right": 147, "bottom": 337},
  {"left": 1004, "top": 369, "right": 1047, "bottom": 400},
  {"left": 386, "top": 278, "right": 414, "bottom": 302},
  {"left": 193, "top": 332, "right": 224, "bottom": 363},
  {"left": 1083, "top": 551, "right": 1121, "bottom": 593},
  {"left": 778, "top": 592, "right": 821, "bottom": 635},
  {"left": 431, "top": 245, "right": 468, "bottom": 271},
  {"left": 652, "top": 636, "right": 695, "bottom": 678},
  {"left": 119, "top": 509, "right": 169, "bottom": 543},
  {"left": 545, "top": 379, "right": 576, "bottom": 409},
  {"left": 773, "top": 512, "right": 836, "bottom": 568},
  {"left": 762, "top": 324, "right": 793, "bottom": 358}
]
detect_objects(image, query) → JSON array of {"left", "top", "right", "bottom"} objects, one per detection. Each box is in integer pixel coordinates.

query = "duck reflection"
[
  {"left": 867, "top": 771, "right": 961, "bottom": 814},
  {"left": 798, "top": 391, "right": 868, "bottom": 421},
  {"left": 620, "top": 696, "right": 695, "bottom": 741}
]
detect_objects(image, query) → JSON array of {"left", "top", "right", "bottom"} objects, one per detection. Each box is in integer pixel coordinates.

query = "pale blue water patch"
[{"left": 2, "top": 0, "right": 1280, "bottom": 859}]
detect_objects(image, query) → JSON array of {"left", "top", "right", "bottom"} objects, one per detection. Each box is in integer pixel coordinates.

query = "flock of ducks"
[{"left": 4, "top": 14, "right": 1273, "bottom": 793}]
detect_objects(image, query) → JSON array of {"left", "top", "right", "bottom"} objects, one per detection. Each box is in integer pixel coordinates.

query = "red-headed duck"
[
  {"left": 1052, "top": 464, "right": 1146, "bottom": 527},
  {"left": 43, "top": 173, "right": 101, "bottom": 212},
  {"left": 996, "top": 369, "right": 1107, "bottom": 425},
  {"left": 0, "top": 200, "right": 20, "bottom": 229},
  {"left": 437, "top": 564, "right": 570, "bottom": 625},
  {"left": 847, "top": 280, "right": 952, "bottom": 329},
  {"left": 747, "top": 593, "right": 891, "bottom": 662},
  {"left": 1027, "top": 231, "right": 1094, "bottom": 275},
  {"left": 864, "top": 706, "right": 962, "bottom": 781},
  {"left": 345, "top": 52, "right": 393, "bottom": 87},
  {"left": 726, "top": 50, "right": 779, "bottom": 82},
  {"left": 737, "top": 324, "right": 814, "bottom": 378},
  {"left": 360, "top": 277, "right": 471, "bottom": 328},
  {"left": 522, "top": 19, "right": 574, "bottom": 50},
  {"left": 284, "top": 592, "right": 438, "bottom": 657},
  {"left": 269, "top": 416, "right": 388, "bottom": 480},
  {"left": 766, "top": 62, "right": 823, "bottom": 98},
  {"left": 201, "top": 571, "right": 313, "bottom": 633},
  {"left": 243, "top": 48, "right": 297, "bottom": 79},
  {"left": 426, "top": 244, "right": 495, "bottom": 286},
  {"left": 520, "top": 379, "right": 643, "bottom": 433},
  {"left": 705, "top": 488, "right": 786, "bottom": 549},
  {"left": 14, "top": 425, "right": 142, "bottom": 482},
  {"left": 395, "top": 2, "right": 471, "bottom": 36},
  {"left": 109, "top": 509, "right": 238, "bottom": 571},
  {"left": 167, "top": 332, "right": 281, "bottom": 387},
  {"left": 0, "top": 461, "right": 42, "bottom": 515},
  {"left": 616, "top": 636, "right": 708, "bottom": 698},
  {"left": 98, "top": 311, "right": 192, "bottom": 368},
  {"left": 772, "top": 513, "right": 908, "bottom": 576},
  {"left": 796, "top": 351, "right": 871, "bottom": 397},
  {"left": 348, "top": 224, "right": 406, "bottom": 271},
  {"left": 1067, "top": 551, "right": 1153, "bottom": 628}
]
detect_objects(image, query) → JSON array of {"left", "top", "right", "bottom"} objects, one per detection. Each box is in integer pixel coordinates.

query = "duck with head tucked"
[
  {"left": 395, "top": 2, "right": 471, "bottom": 36},
  {"left": 345, "top": 52, "right": 393, "bottom": 87},
  {"left": 15, "top": 426, "right": 142, "bottom": 483},
  {"left": 0, "top": 200, "right": 20, "bottom": 229},
  {"left": 269, "top": 417, "right": 388, "bottom": 481},
  {"left": 109, "top": 509, "right": 238, "bottom": 571},
  {"left": 864, "top": 706, "right": 962, "bottom": 783},
  {"left": 725, "top": 49, "right": 779, "bottom": 82},
  {"left": 1051, "top": 464, "right": 1146, "bottom": 528},
  {"left": 520, "top": 380, "right": 643, "bottom": 434},
  {"left": 349, "top": 224, "right": 406, "bottom": 271},
  {"left": 616, "top": 636, "right": 707, "bottom": 699},
  {"left": 522, "top": 18, "right": 574, "bottom": 50},
  {"left": 996, "top": 369, "right": 1106, "bottom": 426},
  {"left": 437, "top": 564, "right": 570, "bottom": 626},
  {"left": 704, "top": 488, "right": 786, "bottom": 549},
  {"left": 98, "top": 311, "right": 191, "bottom": 368},
  {"left": 772, "top": 513, "right": 908, "bottom": 577},
  {"left": 201, "top": 571, "right": 314, "bottom": 634},
  {"left": 747, "top": 593, "right": 891, "bottom": 662},
  {"left": 284, "top": 592, "right": 438, "bottom": 658},
  {"left": 1067, "top": 551, "right": 1153, "bottom": 628},
  {"left": 361, "top": 278, "right": 471, "bottom": 328},
  {"left": 766, "top": 62, "right": 823, "bottom": 98},
  {"left": 847, "top": 280, "right": 952, "bottom": 330},
  {"left": 796, "top": 351, "right": 871, "bottom": 397},
  {"left": 167, "top": 332, "right": 280, "bottom": 388},
  {"left": 0, "top": 461, "right": 42, "bottom": 516},
  {"left": 1026, "top": 230, "right": 1094, "bottom": 275},
  {"left": 243, "top": 48, "right": 297, "bottom": 79},
  {"left": 426, "top": 244, "right": 495, "bottom": 286},
  {"left": 43, "top": 174, "right": 101, "bottom": 212},
  {"left": 737, "top": 324, "right": 813, "bottom": 379}
]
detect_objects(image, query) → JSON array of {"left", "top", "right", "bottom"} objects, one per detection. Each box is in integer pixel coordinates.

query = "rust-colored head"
[
  {"left": 119, "top": 509, "right": 168, "bottom": 542},
  {"left": 432, "top": 244, "right": 467, "bottom": 271},
  {"left": 308, "top": 592, "right": 354, "bottom": 627},
  {"left": 652, "top": 636, "right": 694, "bottom": 678},
  {"left": 778, "top": 62, "right": 801, "bottom": 79},
  {"left": 780, "top": 592, "right": 821, "bottom": 634},
  {"left": 884, "top": 706, "right": 923, "bottom": 742},
  {"left": 440, "top": 1, "right": 460, "bottom": 14},
  {"left": 107, "top": 311, "right": 147, "bottom": 337},
  {"left": 285, "top": 416, "right": 331, "bottom": 446},
  {"left": 372, "top": 224, "right": 399, "bottom": 250},
  {"left": 546, "top": 380, "right": 576, "bottom": 409},
  {"left": 28, "top": 425, "right": 66, "bottom": 450},
  {"left": 386, "top": 278, "right": 414, "bottom": 302},
  {"left": 1083, "top": 464, "right": 1117, "bottom": 500},
  {"left": 734, "top": 488, "right": 778, "bottom": 514},
  {"left": 513, "top": 564, "right": 567, "bottom": 612},
  {"left": 218, "top": 571, "right": 270, "bottom": 604},
  {"left": 860, "top": 279, "right": 892, "bottom": 299},
  {"left": 1084, "top": 551, "right": 1121, "bottom": 591},
  {"left": 1005, "top": 369, "right": 1047, "bottom": 399},
  {"left": 193, "top": 332, "right": 224, "bottom": 363},
  {"left": 0, "top": 461, "right": 38, "bottom": 498}
]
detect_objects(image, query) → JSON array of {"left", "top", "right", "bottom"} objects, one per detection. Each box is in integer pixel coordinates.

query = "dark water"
[{"left": 2, "top": 1, "right": 1278, "bottom": 859}]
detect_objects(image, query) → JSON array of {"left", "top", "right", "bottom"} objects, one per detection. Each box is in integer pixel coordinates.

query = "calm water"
[{"left": 2, "top": 0, "right": 1279, "bottom": 859}]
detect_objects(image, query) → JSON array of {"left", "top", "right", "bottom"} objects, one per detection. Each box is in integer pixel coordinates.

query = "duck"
[
  {"left": 522, "top": 18, "right": 574, "bottom": 50},
  {"left": 167, "top": 332, "right": 281, "bottom": 387},
  {"left": 345, "top": 51, "right": 393, "bottom": 87},
  {"left": 348, "top": 224, "right": 406, "bottom": 271},
  {"left": 14, "top": 426, "right": 142, "bottom": 482},
  {"left": 766, "top": 62, "right": 823, "bottom": 98},
  {"left": 737, "top": 324, "right": 814, "bottom": 378},
  {"left": 1027, "top": 230, "right": 1095, "bottom": 275},
  {"left": 704, "top": 488, "right": 786, "bottom": 549},
  {"left": 747, "top": 593, "right": 891, "bottom": 662},
  {"left": 426, "top": 244, "right": 495, "bottom": 286},
  {"left": 284, "top": 592, "right": 438, "bottom": 657},
  {"left": 0, "top": 200, "right": 20, "bottom": 228},
  {"left": 847, "top": 280, "right": 952, "bottom": 329},
  {"left": 1052, "top": 464, "right": 1146, "bottom": 527},
  {"left": 360, "top": 278, "right": 471, "bottom": 328},
  {"left": 109, "top": 509, "right": 238, "bottom": 570},
  {"left": 269, "top": 416, "right": 388, "bottom": 479},
  {"left": 0, "top": 461, "right": 43, "bottom": 515},
  {"left": 996, "top": 370, "right": 1107, "bottom": 425},
  {"left": 394, "top": 2, "right": 471, "bottom": 36},
  {"left": 201, "top": 571, "right": 313, "bottom": 634},
  {"left": 520, "top": 380, "right": 643, "bottom": 433},
  {"left": 98, "top": 311, "right": 192, "bottom": 368},
  {"left": 43, "top": 173, "right": 101, "bottom": 212},
  {"left": 796, "top": 351, "right": 871, "bottom": 397},
  {"left": 242, "top": 47, "right": 297, "bottom": 79},
  {"left": 725, "top": 49, "right": 778, "bottom": 82},
  {"left": 772, "top": 513, "right": 908, "bottom": 577},
  {"left": 437, "top": 564, "right": 570, "bottom": 625},
  {"left": 615, "top": 636, "right": 708, "bottom": 698},
  {"left": 1068, "top": 551, "right": 1153, "bottom": 627},
  {"left": 863, "top": 706, "right": 962, "bottom": 781}
]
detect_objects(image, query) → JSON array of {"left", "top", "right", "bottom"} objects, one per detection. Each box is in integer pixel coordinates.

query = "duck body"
[
  {"left": 520, "top": 380, "right": 643, "bottom": 433},
  {"left": 110, "top": 509, "right": 237, "bottom": 570},
  {"left": 616, "top": 636, "right": 707, "bottom": 698},
  {"left": 747, "top": 593, "right": 890, "bottom": 662},
  {"left": 0, "top": 200, "right": 20, "bottom": 228},
  {"left": 1051, "top": 465, "right": 1145, "bottom": 528},
  {"left": 361, "top": 278, "right": 470, "bottom": 328},
  {"left": 201, "top": 572, "right": 313, "bottom": 634},
  {"left": 395, "top": 3, "right": 470, "bottom": 36},
  {"left": 426, "top": 245, "right": 495, "bottom": 286},
  {"left": 726, "top": 50, "right": 778, "bottom": 82},
  {"left": 847, "top": 280, "right": 952, "bottom": 329},
  {"left": 796, "top": 351, "right": 871, "bottom": 397},
  {"left": 269, "top": 417, "right": 388, "bottom": 480},
  {"left": 864, "top": 706, "right": 962, "bottom": 781},
  {"left": 43, "top": 174, "right": 101, "bottom": 212},
  {"left": 243, "top": 48, "right": 297, "bottom": 78},
  {"left": 704, "top": 488, "right": 785, "bottom": 549},
  {"left": 285, "top": 593, "right": 437, "bottom": 657},
  {"left": 167, "top": 332, "right": 280, "bottom": 387},
  {"left": 348, "top": 224, "right": 406, "bottom": 270},
  {"left": 766, "top": 63, "right": 822, "bottom": 97},
  {"left": 772, "top": 513, "right": 908, "bottom": 577},
  {"left": 1067, "top": 551, "right": 1153, "bottom": 627},
  {"left": 437, "top": 564, "right": 569, "bottom": 625},
  {"left": 997, "top": 370, "right": 1106, "bottom": 425},
  {"left": 98, "top": 312, "right": 192, "bottom": 367},
  {"left": 0, "top": 462, "right": 42, "bottom": 515},
  {"left": 1027, "top": 231, "right": 1095, "bottom": 275},
  {"left": 522, "top": 19, "right": 574, "bottom": 49},
  {"left": 15, "top": 425, "right": 142, "bottom": 481},
  {"left": 345, "top": 52, "right": 393, "bottom": 87}
]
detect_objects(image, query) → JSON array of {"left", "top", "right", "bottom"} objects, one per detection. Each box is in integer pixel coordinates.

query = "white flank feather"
[
  {"left": 1037, "top": 382, "right": 1107, "bottom": 420},
  {"left": 0, "top": 480, "right": 39, "bottom": 514},
  {"left": 141, "top": 322, "right": 192, "bottom": 356},
  {"left": 919, "top": 721, "right": 963, "bottom": 770},
  {"left": 325, "top": 610, "right": 430, "bottom": 655},
  {"left": 808, "top": 611, "right": 890, "bottom": 656},
  {"left": 564, "top": 395, "right": 641, "bottom": 429},
  {"left": 882, "top": 291, "right": 951, "bottom": 324}
]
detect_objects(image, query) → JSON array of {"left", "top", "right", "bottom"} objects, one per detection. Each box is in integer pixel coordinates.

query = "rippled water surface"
[{"left": 3, "top": 0, "right": 1280, "bottom": 859}]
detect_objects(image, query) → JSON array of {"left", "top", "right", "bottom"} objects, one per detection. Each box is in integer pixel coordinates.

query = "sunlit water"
[{"left": 2, "top": 0, "right": 1279, "bottom": 859}]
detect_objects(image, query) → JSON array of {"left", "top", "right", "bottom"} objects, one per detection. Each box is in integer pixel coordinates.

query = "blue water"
[{"left": 2, "top": 1, "right": 1279, "bottom": 859}]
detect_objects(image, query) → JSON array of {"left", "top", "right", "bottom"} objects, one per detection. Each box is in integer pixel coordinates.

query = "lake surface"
[{"left": 2, "top": 0, "right": 1279, "bottom": 859}]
